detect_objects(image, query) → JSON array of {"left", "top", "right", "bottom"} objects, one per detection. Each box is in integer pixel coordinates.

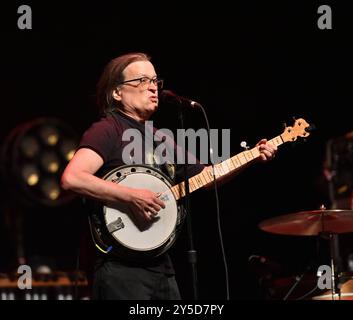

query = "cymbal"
[{"left": 259, "top": 210, "right": 353, "bottom": 236}]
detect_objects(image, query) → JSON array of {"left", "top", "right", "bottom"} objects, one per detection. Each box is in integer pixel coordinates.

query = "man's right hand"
[{"left": 126, "top": 188, "right": 166, "bottom": 222}]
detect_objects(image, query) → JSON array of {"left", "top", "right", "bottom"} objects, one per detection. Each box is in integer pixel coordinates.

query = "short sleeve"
[{"left": 77, "top": 116, "right": 122, "bottom": 163}]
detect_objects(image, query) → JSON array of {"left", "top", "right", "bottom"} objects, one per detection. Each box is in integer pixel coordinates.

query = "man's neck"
[{"left": 117, "top": 109, "right": 149, "bottom": 123}]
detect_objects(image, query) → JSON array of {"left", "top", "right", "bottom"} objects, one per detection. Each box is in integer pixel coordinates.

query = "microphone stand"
[{"left": 178, "top": 106, "right": 198, "bottom": 300}]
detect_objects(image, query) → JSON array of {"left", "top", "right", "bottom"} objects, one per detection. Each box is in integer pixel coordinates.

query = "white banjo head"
[{"left": 103, "top": 167, "right": 178, "bottom": 251}]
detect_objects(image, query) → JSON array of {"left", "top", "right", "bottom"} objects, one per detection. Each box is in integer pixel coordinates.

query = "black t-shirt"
[{"left": 78, "top": 110, "right": 205, "bottom": 273}]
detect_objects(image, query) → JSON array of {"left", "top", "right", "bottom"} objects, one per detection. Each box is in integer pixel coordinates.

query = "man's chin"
[
  {"left": 149, "top": 103, "right": 158, "bottom": 112},
  {"left": 143, "top": 104, "right": 158, "bottom": 118}
]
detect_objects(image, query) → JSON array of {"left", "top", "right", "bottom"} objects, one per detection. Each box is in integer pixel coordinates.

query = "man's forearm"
[{"left": 61, "top": 171, "right": 132, "bottom": 203}]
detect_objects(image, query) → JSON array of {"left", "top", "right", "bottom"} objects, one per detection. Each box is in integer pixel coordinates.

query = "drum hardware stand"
[
  {"left": 283, "top": 263, "right": 313, "bottom": 300},
  {"left": 318, "top": 231, "right": 342, "bottom": 300},
  {"left": 317, "top": 205, "right": 341, "bottom": 299},
  {"left": 328, "top": 233, "right": 342, "bottom": 300},
  {"left": 283, "top": 272, "right": 306, "bottom": 300}
]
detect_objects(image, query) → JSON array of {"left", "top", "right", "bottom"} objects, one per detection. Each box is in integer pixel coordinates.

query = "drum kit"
[{"left": 259, "top": 207, "right": 353, "bottom": 300}]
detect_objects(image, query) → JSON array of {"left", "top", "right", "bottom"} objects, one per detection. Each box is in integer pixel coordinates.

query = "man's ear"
[{"left": 112, "top": 88, "right": 122, "bottom": 101}]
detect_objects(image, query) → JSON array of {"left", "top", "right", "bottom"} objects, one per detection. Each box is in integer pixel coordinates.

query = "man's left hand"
[{"left": 256, "top": 139, "right": 277, "bottom": 162}]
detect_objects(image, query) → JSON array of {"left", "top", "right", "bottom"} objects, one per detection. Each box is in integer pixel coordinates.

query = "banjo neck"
[
  {"left": 170, "top": 116, "right": 313, "bottom": 200},
  {"left": 170, "top": 135, "right": 284, "bottom": 201}
]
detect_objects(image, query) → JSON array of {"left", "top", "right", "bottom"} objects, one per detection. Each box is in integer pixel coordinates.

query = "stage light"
[
  {"left": 21, "top": 164, "right": 40, "bottom": 186},
  {"left": 40, "top": 151, "right": 60, "bottom": 173},
  {"left": 1, "top": 117, "right": 79, "bottom": 207},
  {"left": 60, "top": 139, "right": 76, "bottom": 161},
  {"left": 20, "top": 136, "right": 40, "bottom": 158},
  {"left": 41, "top": 178, "right": 61, "bottom": 201},
  {"left": 39, "top": 125, "right": 59, "bottom": 146}
]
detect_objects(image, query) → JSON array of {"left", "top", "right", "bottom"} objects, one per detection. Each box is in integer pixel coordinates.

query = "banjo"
[{"left": 91, "top": 118, "right": 311, "bottom": 261}]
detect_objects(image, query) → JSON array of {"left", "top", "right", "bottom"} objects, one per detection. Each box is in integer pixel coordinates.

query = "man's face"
[{"left": 114, "top": 60, "right": 159, "bottom": 121}]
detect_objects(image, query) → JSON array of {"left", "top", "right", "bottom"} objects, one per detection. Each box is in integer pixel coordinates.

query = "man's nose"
[{"left": 148, "top": 83, "right": 157, "bottom": 92}]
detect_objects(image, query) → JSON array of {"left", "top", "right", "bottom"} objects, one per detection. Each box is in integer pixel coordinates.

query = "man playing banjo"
[{"left": 61, "top": 52, "right": 277, "bottom": 300}]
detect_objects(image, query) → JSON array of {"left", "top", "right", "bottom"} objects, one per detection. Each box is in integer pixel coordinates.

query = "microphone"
[{"left": 160, "top": 90, "right": 202, "bottom": 109}]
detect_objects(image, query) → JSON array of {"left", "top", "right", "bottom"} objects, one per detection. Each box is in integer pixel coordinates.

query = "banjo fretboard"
[{"left": 170, "top": 135, "right": 285, "bottom": 200}]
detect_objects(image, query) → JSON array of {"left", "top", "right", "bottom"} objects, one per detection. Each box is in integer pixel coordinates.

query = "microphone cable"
[{"left": 198, "top": 103, "right": 230, "bottom": 300}]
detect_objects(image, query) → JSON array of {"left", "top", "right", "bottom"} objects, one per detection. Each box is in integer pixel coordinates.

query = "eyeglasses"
[{"left": 118, "top": 77, "right": 164, "bottom": 90}]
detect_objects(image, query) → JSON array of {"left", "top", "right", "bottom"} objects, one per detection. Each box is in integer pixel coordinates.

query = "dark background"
[{"left": 0, "top": 1, "right": 352, "bottom": 299}]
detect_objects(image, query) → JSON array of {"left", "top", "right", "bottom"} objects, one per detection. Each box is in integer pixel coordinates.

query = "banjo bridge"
[{"left": 159, "top": 194, "right": 169, "bottom": 202}]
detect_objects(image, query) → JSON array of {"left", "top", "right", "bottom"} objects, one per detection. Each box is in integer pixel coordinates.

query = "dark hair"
[{"left": 96, "top": 52, "right": 151, "bottom": 114}]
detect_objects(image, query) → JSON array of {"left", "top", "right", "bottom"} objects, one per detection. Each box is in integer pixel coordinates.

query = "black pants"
[{"left": 92, "top": 259, "right": 181, "bottom": 300}]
